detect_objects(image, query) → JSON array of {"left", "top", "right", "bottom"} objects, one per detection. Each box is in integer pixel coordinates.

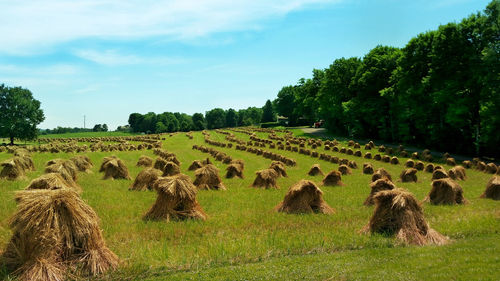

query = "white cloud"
[
  {"left": 73, "top": 49, "right": 185, "bottom": 66},
  {"left": 0, "top": 0, "right": 338, "bottom": 54}
]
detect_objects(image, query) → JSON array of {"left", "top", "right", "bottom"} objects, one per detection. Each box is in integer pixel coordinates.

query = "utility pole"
[{"left": 84, "top": 115, "right": 86, "bottom": 129}]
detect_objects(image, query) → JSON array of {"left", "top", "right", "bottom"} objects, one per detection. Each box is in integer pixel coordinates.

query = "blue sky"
[{"left": 0, "top": 0, "right": 491, "bottom": 130}]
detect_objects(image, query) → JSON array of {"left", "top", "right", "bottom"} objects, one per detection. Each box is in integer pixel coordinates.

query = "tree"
[
  {"left": 225, "top": 108, "right": 238, "bottom": 127},
  {"left": 205, "top": 108, "right": 226, "bottom": 129},
  {"left": 102, "top": 124, "right": 108, "bottom": 132},
  {"left": 192, "top": 113, "right": 206, "bottom": 130},
  {"left": 0, "top": 85, "right": 45, "bottom": 144},
  {"left": 261, "top": 100, "right": 276, "bottom": 122},
  {"left": 128, "top": 113, "right": 143, "bottom": 132}
]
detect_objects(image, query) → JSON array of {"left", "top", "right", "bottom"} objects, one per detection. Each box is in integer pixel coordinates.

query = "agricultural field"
[{"left": 0, "top": 128, "right": 498, "bottom": 281}]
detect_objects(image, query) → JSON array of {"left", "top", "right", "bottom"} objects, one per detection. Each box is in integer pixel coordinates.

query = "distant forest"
[
  {"left": 274, "top": 1, "right": 499, "bottom": 157},
  {"left": 126, "top": 1, "right": 499, "bottom": 158}
]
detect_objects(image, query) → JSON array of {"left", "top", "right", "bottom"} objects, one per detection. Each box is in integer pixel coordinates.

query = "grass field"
[{"left": 0, "top": 129, "right": 498, "bottom": 280}]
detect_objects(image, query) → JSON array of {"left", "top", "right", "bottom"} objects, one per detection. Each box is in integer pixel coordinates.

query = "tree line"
[
  {"left": 127, "top": 103, "right": 276, "bottom": 134},
  {"left": 274, "top": 1, "right": 499, "bottom": 157}
]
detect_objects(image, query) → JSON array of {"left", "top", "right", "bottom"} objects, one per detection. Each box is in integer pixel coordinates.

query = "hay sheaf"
[
  {"left": 2, "top": 189, "right": 119, "bottom": 281},
  {"left": 270, "top": 161, "right": 287, "bottom": 177},
  {"left": 371, "top": 168, "right": 392, "bottom": 182},
  {"left": 424, "top": 178, "right": 467, "bottom": 205},
  {"left": 322, "top": 170, "right": 344, "bottom": 186},
  {"left": 364, "top": 178, "right": 396, "bottom": 206},
  {"left": 225, "top": 163, "right": 244, "bottom": 179},
  {"left": 163, "top": 161, "right": 180, "bottom": 177},
  {"left": 485, "top": 163, "right": 498, "bottom": 174},
  {"left": 448, "top": 166, "right": 466, "bottom": 181},
  {"left": 252, "top": 169, "right": 279, "bottom": 189},
  {"left": 100, "top": 157, "right": 131, "bottom": 180},
  {"left": 480, "top": 176, "right": 500, "bottom": 200},
  {"left": 307, "top": 164, "right": 324, "bottom": 176},
  {"left": 129, "top": 168, "right": 162, "bottom": 191},
  {"left": 414, "top": 161, "right": 425, "bottom": 171},
  {"left": 0, "top": 158, "right": 26, "bottom": 180},
  {"left": 275, "top": 180, "right": 334, "bottom": 214},
  {"left": 193, "top": 164, "right": 226, "bottom": 190},
  {"left": 143, "top": 174, "right": 207, "bottom": 221},
  {"left": 399, "top": 168, "right": 418, "bottom": 183},
  {"left": 338, "top": 164, "right": 352, "bottom": 175},
  {"left": 136, "top": 156, "right": 153, "bottom": 168},
  {"left": 405, "top": 159, "right": 415, "bottom": 168},
  {"left": 362, "top": 163, "right": 374, "bottom": 174},
  {"left": 70, "top": 155, "right": 93, "bottom": 173},
  {"left": 424, "top": 163, "right": 435, "bottom": 173},
  {"left": 361, "top": 188, "right": 448, "bottom": 246},
  {"left": 26, "top": 173, "right": 81, "bottom": 193},
  {"left": 188, "top": 160, "right": 204, "bottom": 171},
  {"left": 432, "top": 169, "right": 449, "bottom": 180}
]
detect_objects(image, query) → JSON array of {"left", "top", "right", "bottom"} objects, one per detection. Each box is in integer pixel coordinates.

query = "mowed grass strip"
[{"left": 0, "top": 130, "right": 498, "bottom": 280}]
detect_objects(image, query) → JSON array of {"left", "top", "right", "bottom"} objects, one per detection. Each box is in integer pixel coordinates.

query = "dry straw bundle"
[
  {"left": 425, "top": 178, "right": 467, "bottom": 205},
  {"left": 322, "top": 170, "right": 344, "bottom": 186},
  {"left": 100, "top": 156, "right": 131, "bottom": 180},
  {"left": 252, "top": 169, "right": 279, "bottom": 189},
  {"left": 361, "top": 188, "right": 448, "bottom": 246},
  {"left": 70, "top": 155, "right": 93, "bottom": 173},
  {"left": 364, "top": 178, "right": 396, "bottom": 206},
  {"left": 0, "top": 158, "right": 26, "bottom": 180},
  {"left": 188, "top": 160, "right": 204, "bottom": 171},
  {"left": 2, "top": 189, "right": 119, "bottom": 281},
  {"left": 338, "top": 164, "right": 352, "bottom": 175},
  {"left": 432, "top": 169, "right": 449, "bottom": 180},
  {"left": 26, "top": 173, "right": 81, "bottom": 193},
  {"left": 362, "top": 163, "right": 374, "bottom": 174},
  {"left": 480, "top": 176, "right": 499, "bottom": 200},
  {"left": 143, "top": 174, "right": 207, "bottom": 221},
  {"left": 399, "top": 168, "right": 418, "bottom": 182},
  {"left": 448, "top": 166, "right": 466, "bottom": 181},
  {"left": 193, "top": 164, "right": 226, "bottom": 190},
  {"left": 136, "top": 155, "right": 153, "bottom": 167},
  {"left": 371, "top": 168, "right": 392, "bottom": 182},
  {"left": 129, "top": 168, "right": 162, "bottom": 191},
  {"left": 163, "top": 161, "right": 180, "bottom": 177},
  {"left": 225, "top": 162, "right": 244, "bottom": 179},
  {"left": 307, "top": 164, "right": 324, "bottom": 176},
  {"left": 269, "top": 161, "right": 287, "bottom": 177},
  {"left": 275, "top": 180, "right": 334, "bottom": 214}
]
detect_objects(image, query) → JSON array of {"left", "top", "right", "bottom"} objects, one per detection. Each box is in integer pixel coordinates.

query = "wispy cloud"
[
  {"left": 73, "top": 49, "right": 185, "bottom": 66},
  {"left": 0, "top": 0, "right": 338, "bottom": 55}
]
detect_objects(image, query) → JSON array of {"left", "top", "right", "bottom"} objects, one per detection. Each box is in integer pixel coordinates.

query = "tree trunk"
[{"left": 10, "top": 135, "right": 14, "bottom": 145}]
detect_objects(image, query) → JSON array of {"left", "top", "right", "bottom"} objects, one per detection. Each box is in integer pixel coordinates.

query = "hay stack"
[
  {"left": 405, "top": 159, "right": 415, "bottom": 168},
  {"left": 45, "top": 159, "right": 78, "bottom": 181},
  {"left": 415, "top": 161, "right": 424, "bottom": 170},
  {"left": 363, "top": 163, "right": 374, "bottom": 174},
  {"left": 163, "top": 161, "right": 180, "bottom": 176},
  {"left": 26, "top": 173, "right": 80, "bottom": 193},
  {"left": 480, "top": 176, "right": 500, "bottom": 200},
  {"left": 432, "top": 169, "right": 449, "bottom": 180},
  {"left": 364, "top": 152, "right": 372, "bottom": 159},
  {"left": 322, "top": 170, "right": 344, "bottom": 186},
  {"left": 143, "top": 174, "right": 207, "bottom": 221},
  {"left": 307, "top": 164, "right": 324, "bottom": 176},
  {"left": 188, "top": 160, "right": 204, "bottom": 171},
  {"left": 202, "top": 158, "right": 212, "bottom": 165},
  {"left": 194, "top": 164, "right": 226, "bottom": 190},
  {"left": 462, "top": 160, "right": 472, "bottom": 169},
  {"left": 446, "top": 157, "right": 456, "bottom": 166},
  {"left": 129, "top": 168, "right": 162, "bottom": 191},
  {"left": 225, "top": 163, "right": 244, "bottom": 179},
  {"left": 371, "top": 168, "right": 392, "bottom": 182},
  {"left": 485, "top": 163, "right": 498, "bottom": 174},
  {"left": 361, "top": 188, "right": 448, "bottom": 246},
  {"left": 100, "top": 157, "right": 131, "bottom": 180},
  {"left": 153, "top": 157, "right": 168, "bottom": 171},
  {"left": 448, "top": 166, "right": 466, "bottom": 181},
  {"left": 2, "top": 189, "right": 119, "bottom": 281},
  {"left": 364, "top": 178, "right": 396, "bottom": 205},
  {"left": 348, "top": 160, "right": 358, "bottom": 169},
  {"left": 390, "top": 157, "right": 399, "bottom": 165},
  {"left": 400, "top": 168, "right": 418, "bottom": 182},
  {"left": 270, "top": 161, "right": 287, "bottom": 177},
  {"left": 424, "top": 163, "right": 435, "bottom": 173},
  {"left": 70, "top": 155, "right": 93, "bottom": 173},
  {"left": 136, "top": 155, "right": 153, "bottom": 167},
  {"left": 275, "top": 180, "right": 334, "bottom": 214},
  {"left": 252, "top": 169, "right": 279, "bottom": 189},
  {"left": 0, "top": 158, "right": 26, "bottom": 180},
  {"left": 338, "top": 164, "right": 352, "bottom": 175},
  {"left": 425, "top": 178, "right": 467, "bottom": 205}
]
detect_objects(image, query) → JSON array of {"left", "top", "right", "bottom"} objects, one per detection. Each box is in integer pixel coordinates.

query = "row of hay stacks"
[
  {"left": 204, "top": 136, "right": 234, "bottom": 148},
  {"left": 0, "top": 153, "right": 35, "bottom": 181},
  {"left": 192, "top": 144, "right": 234, "bottom": 164},
  {"left": 5, "top": 140, "right": 160, "bottom": 154},
  {"left": 2, "top": 161, "right": 118, "bottom": 280}
]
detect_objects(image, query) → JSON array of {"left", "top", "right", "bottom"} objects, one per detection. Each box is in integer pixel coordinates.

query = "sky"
[{"left": 0, "top": 0, "right": 492, "bottom": 130}]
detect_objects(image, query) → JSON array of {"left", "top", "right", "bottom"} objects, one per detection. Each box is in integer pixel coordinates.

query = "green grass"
[{"left": 0, "top": 129, "right": 498, "bottom": 280}]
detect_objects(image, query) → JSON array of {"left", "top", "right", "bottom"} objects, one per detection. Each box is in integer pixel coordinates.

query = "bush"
[{"left": 261, "top": 122, "right": 280, "bottom": 128}]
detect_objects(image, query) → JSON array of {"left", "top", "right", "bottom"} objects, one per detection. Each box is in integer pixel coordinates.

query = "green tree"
[
  {"left": 128, "top": 113, "right": 143, "bottom": 132},
  {"left": 192, "top": 113, "right": 206, "bottom": 130},
  {"left": 225, "top": 108, "right": 238, "bottom": 127},
  {"left": 261, "top": 100, "right": 276, "bottom": 122},
  {"left": 205, "top": 108, "right": 226, "bottom": 129},
  {"left": 0, "top": 85, "right": 45, "bottom": 144}
]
